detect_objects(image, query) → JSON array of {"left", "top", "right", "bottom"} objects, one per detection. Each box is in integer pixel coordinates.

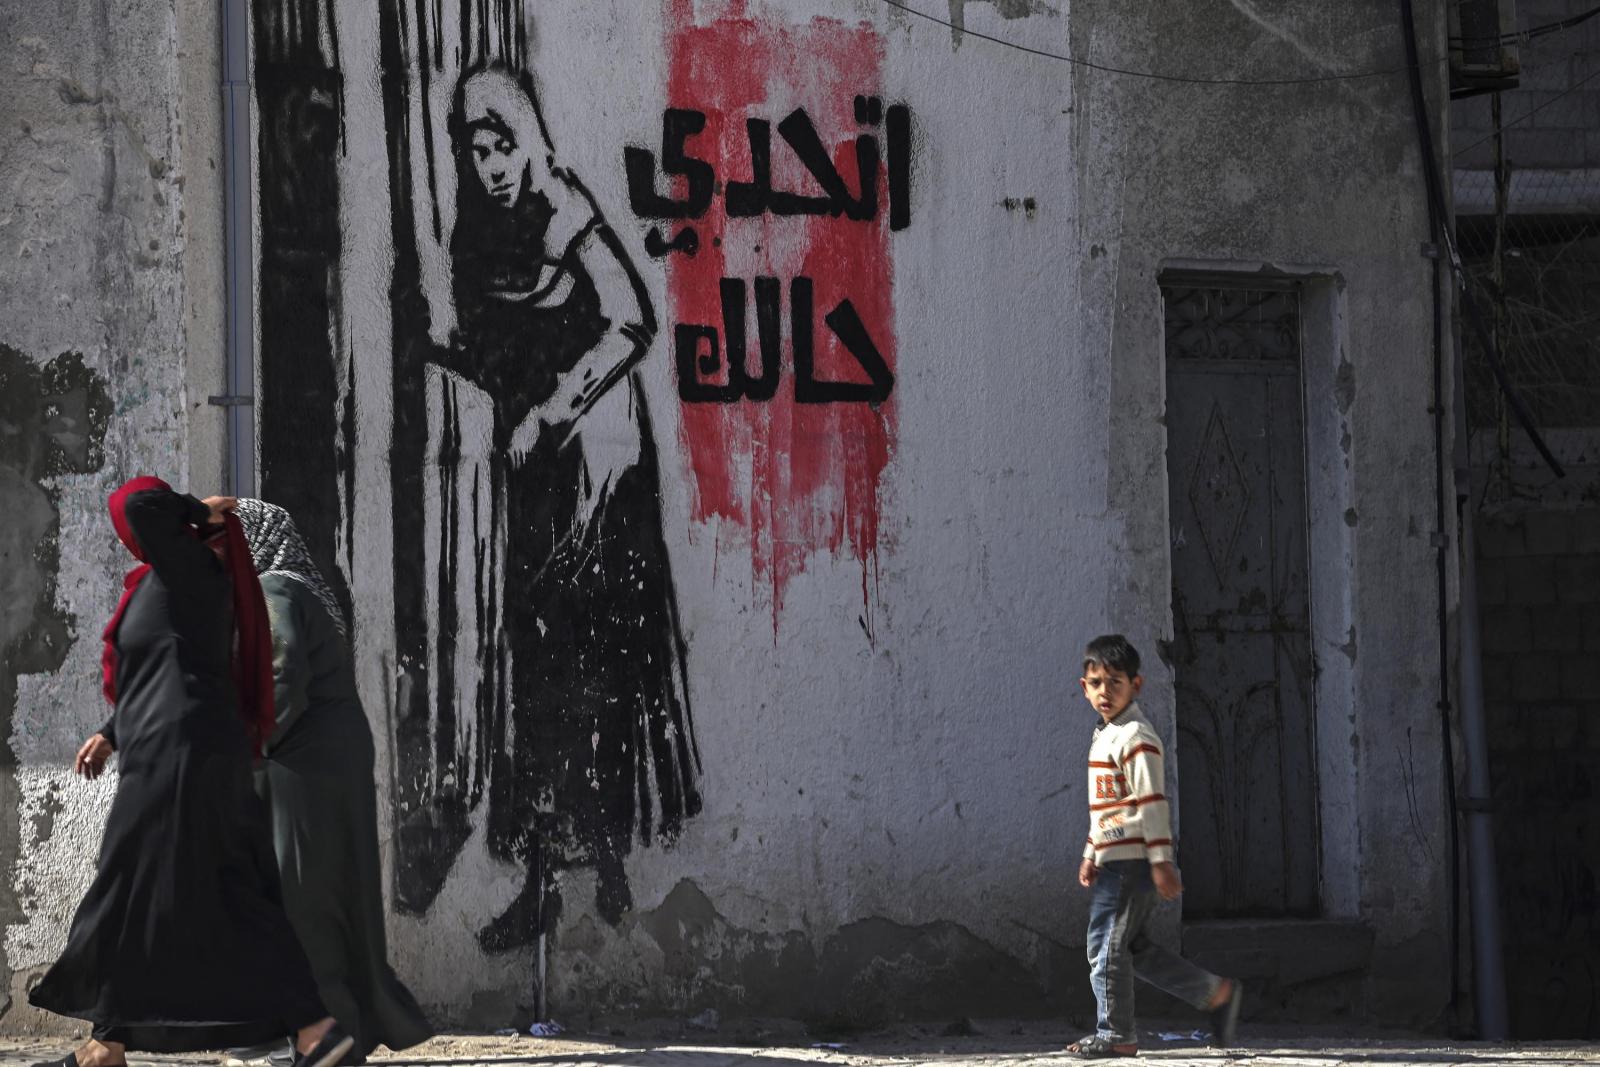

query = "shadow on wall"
[
  {"left": 548, "top": 880, "right": 1085, "bottom": 1031},
  {"left": 0, "top": 345, "right": 112, "bottom": 1016}
]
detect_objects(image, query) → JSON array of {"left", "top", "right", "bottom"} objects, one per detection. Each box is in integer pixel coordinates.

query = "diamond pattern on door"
[{"left": 1187, "top": 402, "right": 1251, "bottom": 588}]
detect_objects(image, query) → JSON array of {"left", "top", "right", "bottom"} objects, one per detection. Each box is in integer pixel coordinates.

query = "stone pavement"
[{"left": 1, "top": 1025, "right": 1597, "bottom": 1067}]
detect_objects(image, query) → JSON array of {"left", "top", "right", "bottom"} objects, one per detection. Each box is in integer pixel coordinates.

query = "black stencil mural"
[
  {"left": 252, "top": 0, "right": 703, "bottom": 949},
  {"left": 253, "top": 0, "right": 355, "bottom": 626},
  {"left": 371, "top": 3, "right": 703, "bottom": 944}
]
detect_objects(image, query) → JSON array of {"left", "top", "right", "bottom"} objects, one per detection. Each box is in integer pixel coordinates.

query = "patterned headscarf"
[{"left": 233, "top": 498, "right": 349, "bottom": 639}]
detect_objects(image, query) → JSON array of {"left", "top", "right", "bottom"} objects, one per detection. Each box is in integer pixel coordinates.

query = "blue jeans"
[{"left": 1086, "top": 860, "right": 1220, "bottom": 1043}]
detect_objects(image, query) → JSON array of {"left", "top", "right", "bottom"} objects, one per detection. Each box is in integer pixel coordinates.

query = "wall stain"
[
  {"left": 29, "top": 781, "right": 65, "bottom": 846},
  {"left": 558, "top": 879, "right": 1077, "bottom": 1027},
  {"left": 943, "top": 0, "right": 1057, "bottom": 50},
  {"left": 0, "top": 345, "right": 112, "bottom": 1017},
  {"left": 1334, "top": 352, "right": 1355, "bottom": 415}
]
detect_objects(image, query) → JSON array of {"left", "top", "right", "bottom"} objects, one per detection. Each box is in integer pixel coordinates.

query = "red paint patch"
[{"left": 663, "top": 0, "right": 895, "bottom": 630}]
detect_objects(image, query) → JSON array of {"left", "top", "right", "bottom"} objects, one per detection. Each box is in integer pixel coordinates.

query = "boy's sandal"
[
  {"left": 1210, "top": 978, "right": 1244, "bottom": 1048},
  {"left": 1066, "top": 1035, "right": 1138, "bottom": 1058}
]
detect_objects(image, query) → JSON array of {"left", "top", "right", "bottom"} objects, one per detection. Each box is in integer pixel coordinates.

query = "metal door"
[{"left": 1163, "top": 282, "right": 1319, "bottom": 917}]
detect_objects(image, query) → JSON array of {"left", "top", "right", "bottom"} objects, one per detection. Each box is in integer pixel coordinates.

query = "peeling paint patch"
[{"left": 0, "top": 345, "right": 111, "bottom": 1004}]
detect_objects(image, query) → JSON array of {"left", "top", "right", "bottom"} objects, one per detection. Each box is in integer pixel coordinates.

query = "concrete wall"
[
  {"left": 1471, "top": 430, "right": 1600, "bottom": 1038},
  {"left": 0, "top": 0, "right": 226, "bottom": 1031},
  {"left": 2, "top": 0, "right": 1459, "bottom": 1036},
  {"left": 1070, "top": 0, "right": 1456, "bottom": 1026},
  {"left": 1453, "top": 0, "right": 1600, "bottom": 174}
]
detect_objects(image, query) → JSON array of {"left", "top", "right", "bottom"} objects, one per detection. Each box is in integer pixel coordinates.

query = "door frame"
[{"left": 1158, "top": 261, "right": 1358, "bottom": 919}]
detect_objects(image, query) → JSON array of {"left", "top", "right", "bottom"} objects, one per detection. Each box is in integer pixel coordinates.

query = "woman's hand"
[
  {"left": 508, "top": 380, "right": 590, "bottom": 462},
  {"left": 508, "top": 407, "right": 551, "bottom": 462},
  {"left": 201, "top": 495, "right": 238, "bottom": 524},
  {"left": 74, "top": 733, "right": 114, "bottom": 780}
]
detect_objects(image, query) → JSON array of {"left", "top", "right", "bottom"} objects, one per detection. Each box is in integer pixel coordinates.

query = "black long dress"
[
  {"left": 29, "top": 489, "right": 326, "bottom": 1051},
  {"left": 256, "top": 574, "right": 432, "bottom": 1057},
  {"left": 441, "top": 181, "right": 702, "bottom": 939}
]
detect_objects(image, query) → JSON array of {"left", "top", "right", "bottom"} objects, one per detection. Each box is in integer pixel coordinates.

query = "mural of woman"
[{"left": 432, "top": 62, "right": 702, "bottom": 946}]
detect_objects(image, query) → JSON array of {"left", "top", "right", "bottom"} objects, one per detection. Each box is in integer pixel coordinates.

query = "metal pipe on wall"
[
  {"left": 1396, "top": 0, "right": 1511, "bottom": 1037},
  {"left": 219, "top": 0, "right": 256, "bottom": 496},
  {"left": 1453, "top": 481, "right": 1510, "bottom": 1038},
  {"left": 1450, "top": 106, "right": 1510, "bottom": 1038}
]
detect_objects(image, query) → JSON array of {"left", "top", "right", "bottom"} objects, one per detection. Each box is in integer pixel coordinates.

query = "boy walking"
[{"left": 1068, "top": 635, "right": 1243, "bottom": 1058}]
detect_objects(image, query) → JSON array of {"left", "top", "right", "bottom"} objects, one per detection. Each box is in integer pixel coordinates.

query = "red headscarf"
[{"left": 102, "top": 477, "right": 276, "bottom": 756}]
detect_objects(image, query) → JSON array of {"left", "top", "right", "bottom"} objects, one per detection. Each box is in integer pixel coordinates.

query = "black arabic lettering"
[
  {"left": 675, "top": 276, "right": 894, "bottom": 405},
  {"left": 626, "top": 100, "right": 912, "bottom": 236},
  {"left": 625, "top": 108, "right": 715, "bottom": 219}
]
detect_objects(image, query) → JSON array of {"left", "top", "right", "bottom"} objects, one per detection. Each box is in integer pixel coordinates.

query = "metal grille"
[{"left": 1163, "top": 286, "right": 1301, "bottom": 363}]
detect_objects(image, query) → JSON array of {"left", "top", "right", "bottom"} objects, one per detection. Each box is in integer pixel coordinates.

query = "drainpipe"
[
  {"left": 213, "top": 0, "right": 256, "bottom": 495},
  {"left": 1451, "top": 439, "right": 1509, "bottom": 1039},
  {"left": 1396, "top": 0, "right": 1512, "bottom": 1038}
]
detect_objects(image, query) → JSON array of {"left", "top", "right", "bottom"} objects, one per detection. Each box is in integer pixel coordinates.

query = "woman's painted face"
[{"left": 470, "top": 122, "right": 529, "bottom": 208}]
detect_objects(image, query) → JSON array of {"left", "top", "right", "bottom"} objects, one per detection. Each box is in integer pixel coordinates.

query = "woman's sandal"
[
  {"left": 291, "top": 1024, "right": 354, "bottom": 1067},
  {"left": 1066, "top": 1034, "right": 1138, "bottom": 1058},
  {"left": 31, "top": 1054, "right": 128, "bottom": 1067}
]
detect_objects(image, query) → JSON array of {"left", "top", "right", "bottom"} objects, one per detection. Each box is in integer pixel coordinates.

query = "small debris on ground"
[
  {"left": 1158, "top": 1029, "right": 1208, "bottom": 1042},
  {"left": 686, "top": 1009, "right": 721, "bottom": 1032}
]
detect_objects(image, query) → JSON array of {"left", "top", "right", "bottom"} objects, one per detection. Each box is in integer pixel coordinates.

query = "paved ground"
[{"left": 2, "top": 1025, "right": 1597, "bottom": 1067}]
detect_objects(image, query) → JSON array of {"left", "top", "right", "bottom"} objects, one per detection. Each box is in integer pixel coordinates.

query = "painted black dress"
[
  {"left": 29, "top": 489, "right": 325, "bottom": 1051},
  {"left": 441, "top": 185, "right": 701, "bottom": 939}
]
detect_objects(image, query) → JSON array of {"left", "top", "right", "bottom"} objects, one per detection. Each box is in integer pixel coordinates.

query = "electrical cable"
[
  {"left": 1451, "top": 2, "right": 1600, "bottom": 44},
  {"left": 1453, "top": 66, "right": 1600, "bottom": 157},
  {"left": 879, "top": 0, "right": 1441, "bottom": 85}
]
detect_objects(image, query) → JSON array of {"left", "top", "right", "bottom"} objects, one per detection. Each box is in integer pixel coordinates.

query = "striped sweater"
[{"left": 1081, "top": 702, "right": 1176, "bottom": 865}]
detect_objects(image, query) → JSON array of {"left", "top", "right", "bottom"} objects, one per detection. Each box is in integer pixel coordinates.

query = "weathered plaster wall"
[
  {"left": 283, "top": 0, "right": 1103, "bottom": 1028},
  {"left": 1068, "top": 0, "right": 1457, "bottom": 1026},
  {"left": 255, "top": 0, "right": 1451, "bottom": 1029},
  {"left": 0, "top": 0, "right": 223, "bottom": 1032},
  {"left": 1, "top": 0, "right": 1457, "bottom": 1037}
]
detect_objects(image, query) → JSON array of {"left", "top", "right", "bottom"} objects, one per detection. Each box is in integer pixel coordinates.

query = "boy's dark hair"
[{"left": 1083, "top": 634, "right": 1141, "bottom": 678}]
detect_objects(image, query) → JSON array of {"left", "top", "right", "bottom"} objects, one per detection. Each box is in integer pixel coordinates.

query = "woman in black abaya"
[{"left": 28, "top": 478, "right": 352, "bottom": 1067}]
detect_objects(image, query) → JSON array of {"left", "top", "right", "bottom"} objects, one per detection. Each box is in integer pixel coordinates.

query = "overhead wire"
[
  {"left": 882, "top": 0, "right": 1598, "bottom": 95},
  {"left": 1453, "top": 66, "right": 1600, "bottom": 157},
  {"left": 1451, "top": 2, "right": 1600, "bottom": 45},
  {"left": 877, "top": 0, "right": 1435, "bottom": 85}
]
